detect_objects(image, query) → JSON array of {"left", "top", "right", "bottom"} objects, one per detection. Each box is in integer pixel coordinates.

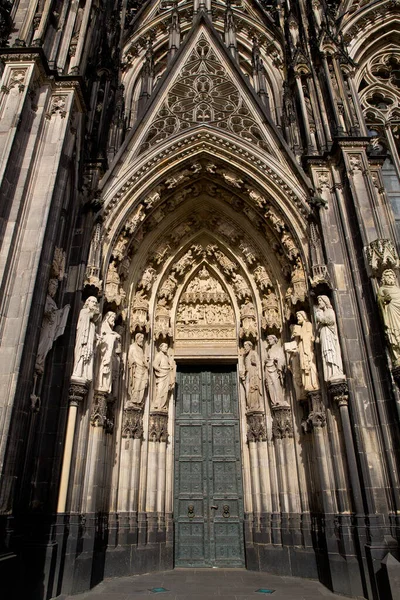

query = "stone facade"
[{"left": 0, "top": 1, "right": 400, "bottom": 599}]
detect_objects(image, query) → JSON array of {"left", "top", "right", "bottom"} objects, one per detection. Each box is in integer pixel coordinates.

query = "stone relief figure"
[
  {"left": 315, "top": 296, "right": 344, "bottom": 381},
  {"left": 264, "top": 335, "right": 289, "bottom": 408},
  {"left": 261, "top": 289, "right": 281, "bottom": 331},
  {"left": 138, "top": 266, "right": 156, "bottom": 291},
  {"left": 71, "top": 296, "right": 100, "bottom": 383},
  {"left": 127, "top": 332, "right": 149, "bottom": 407},
  {"left": 152, "top": 343, "right": 176, "bottom": 412},
  {"left": 240, "top": 341, "right": 262, "bottom": 411},
  {"left": 289, "top": 311, "right": 319, "bottom": 392},
  {"left": 96, "top": 312, "right": 121, "bottom": 393},
  {"left": 232, "top": 273, "right": 251, "bottom": 299},
  {"left": 378, "top": 269, "right": 400, "bottom": 365},
  {"left": 35, "top": 279, "right": 70, "bottom": 375}
]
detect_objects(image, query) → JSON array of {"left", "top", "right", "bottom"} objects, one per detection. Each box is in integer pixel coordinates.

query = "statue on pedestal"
[
  {"left": 96, "top": 312, "right": 121, "bottom": 393},
  {"left": 240, "top": 341, "right": 262, "bottom": 411},
  {"left": 151, "top": 343, "right": 176, "bottom": 412},
  {"left": 127, "top": 332, "right": 149, "bottom": 407},
  {"left": 71, "top": 296, "right": 100, "bottom": 383},
  {"left": 315, "top": 295, "right": 344, "bottom": 382},
  {"left": 264, "top": 335, "right": 289, "bottom": 408},
  {"left": 290, "top": 311, "right": 319, "bottom": 392}
]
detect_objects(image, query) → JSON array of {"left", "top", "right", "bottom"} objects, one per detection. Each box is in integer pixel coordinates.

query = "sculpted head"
[
  {"left": 135, "top": 332, "right": 144, "bottom": 347},
  {"left": 243, "top": 340, "right": 253, "bottom": 354},
  {"left": 48, "top": 278, "right": 58, "bottom": 298},
  {"left": 317, "top": 295, "right": 332, "bottom": 309},
  {"left": 296, "top": 311, "right": 308, "bottom": 324},
  {"left": 382, "top": 269, "right": 397, "bottom": 286},
  {"left": 85, "top": 296, "right": 99, "bottom": 313},
  {"left": 104, "top": 311, "right": 116, "bottom": 327},
  {"left": 159, "top": 342, "right": 168, "bottom": 354},
  {"left": 267, "top": 335, "right": 278, "bottom": 347}
]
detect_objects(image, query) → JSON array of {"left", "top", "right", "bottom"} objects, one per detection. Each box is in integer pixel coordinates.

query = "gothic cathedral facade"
[{"left": 0, "top": 1, "right": 400, "bottom": 599}]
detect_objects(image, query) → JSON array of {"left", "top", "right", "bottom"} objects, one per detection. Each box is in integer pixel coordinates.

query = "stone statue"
[
  {"left": 95, "top": 312, "right": 121, "bottom": 393},
  {"left": 127, "top": 332, "right": 149, "bottom": 407},
  {"left": 378, "top": 269, "right": 400, "bottom": 365},
  {"left": 35, "top": 279, "right": 70, "bottom": 375},
  {"left": 152, "top": 343, "right": 176, "bottom": 412},
  {"left": 289, "top": 311, "right": 319, "bottom": 392},
  {"left": 71, "top": 296, "right": 100, "bottom": 383},
  {"left": 315, "top": 296, "right": 344, "bottom": 381},
  {"left": 240, "top": 341, "right": 262, "bottom": 411},
  {"left": 264, "top": 335, "right": 289, "bottom": 407}
]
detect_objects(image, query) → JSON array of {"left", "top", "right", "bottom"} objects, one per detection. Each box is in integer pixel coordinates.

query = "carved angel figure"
[
  {"left": 35, "top": 279, "right": 70, "bottom": 375},
  {"left": 315, "top": 296, "right": 344, "bottom": 382},
  {"left": 71, "top": 296, "right": 100, "bottom": 383}
]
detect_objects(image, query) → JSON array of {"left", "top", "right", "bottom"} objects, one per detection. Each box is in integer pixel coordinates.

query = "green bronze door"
[{"left": 174, "top": 365, "right": 245, "bottom": 567}]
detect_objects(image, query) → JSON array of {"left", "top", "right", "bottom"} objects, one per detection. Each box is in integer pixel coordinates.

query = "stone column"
[
  {"left": 57, "top": 381, "right": 88, "bottom": 512},
  {"left": 119, "top": 407, "right": 143, "bottom": 544},
  {"left": 147, "top": 412, "right": 168, "bottom": 543}
]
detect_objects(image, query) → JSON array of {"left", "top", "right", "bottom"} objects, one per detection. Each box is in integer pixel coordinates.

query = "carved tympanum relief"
[{"left": 176, "top": 266, "right": 236, "bottom": 343}]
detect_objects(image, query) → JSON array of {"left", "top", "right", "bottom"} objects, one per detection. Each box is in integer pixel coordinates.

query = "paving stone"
[{"left": 65, "top": 569, "right": 356, "bottom": 600}]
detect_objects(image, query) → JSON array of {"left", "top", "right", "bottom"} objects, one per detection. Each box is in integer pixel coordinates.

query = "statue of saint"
[
  {"left": 315, "top": 296, "right": 344, "bottom": 381},
  {"left": 35, "top": 279, "right": 70, "bottom": 374},
  {"left": 95, "top": 312, "right": 121, "bottom": 393},
  {"left": 290, "top": 311, "right": 319, "bottom": 392},
  {"left": 378, "top": 269, "right": 400, "bottom": 366},
  {"left": 71, "top": 296, "right": 100, "bottom": 383},
  {"left": 240, "top": 341, "right": 262, "bottom": 411},
  {"left": 152, "top": 343, "right": 176, "bottom": 412},
  {"left": 264, "top": 335, "right": 289, "bottom": 407},
  {"left": 127, "top": 332, "right": 149, "bottom": 407}
]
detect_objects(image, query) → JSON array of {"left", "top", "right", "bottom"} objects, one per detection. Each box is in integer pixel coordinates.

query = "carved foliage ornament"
[{"left": 139, "top": 35, "right": 271, "bottom": 154}]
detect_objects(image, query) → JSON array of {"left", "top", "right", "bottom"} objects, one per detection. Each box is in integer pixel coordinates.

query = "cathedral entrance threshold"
[{"left": 64, "top": 568, "right": 355, "bottom": 599}]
